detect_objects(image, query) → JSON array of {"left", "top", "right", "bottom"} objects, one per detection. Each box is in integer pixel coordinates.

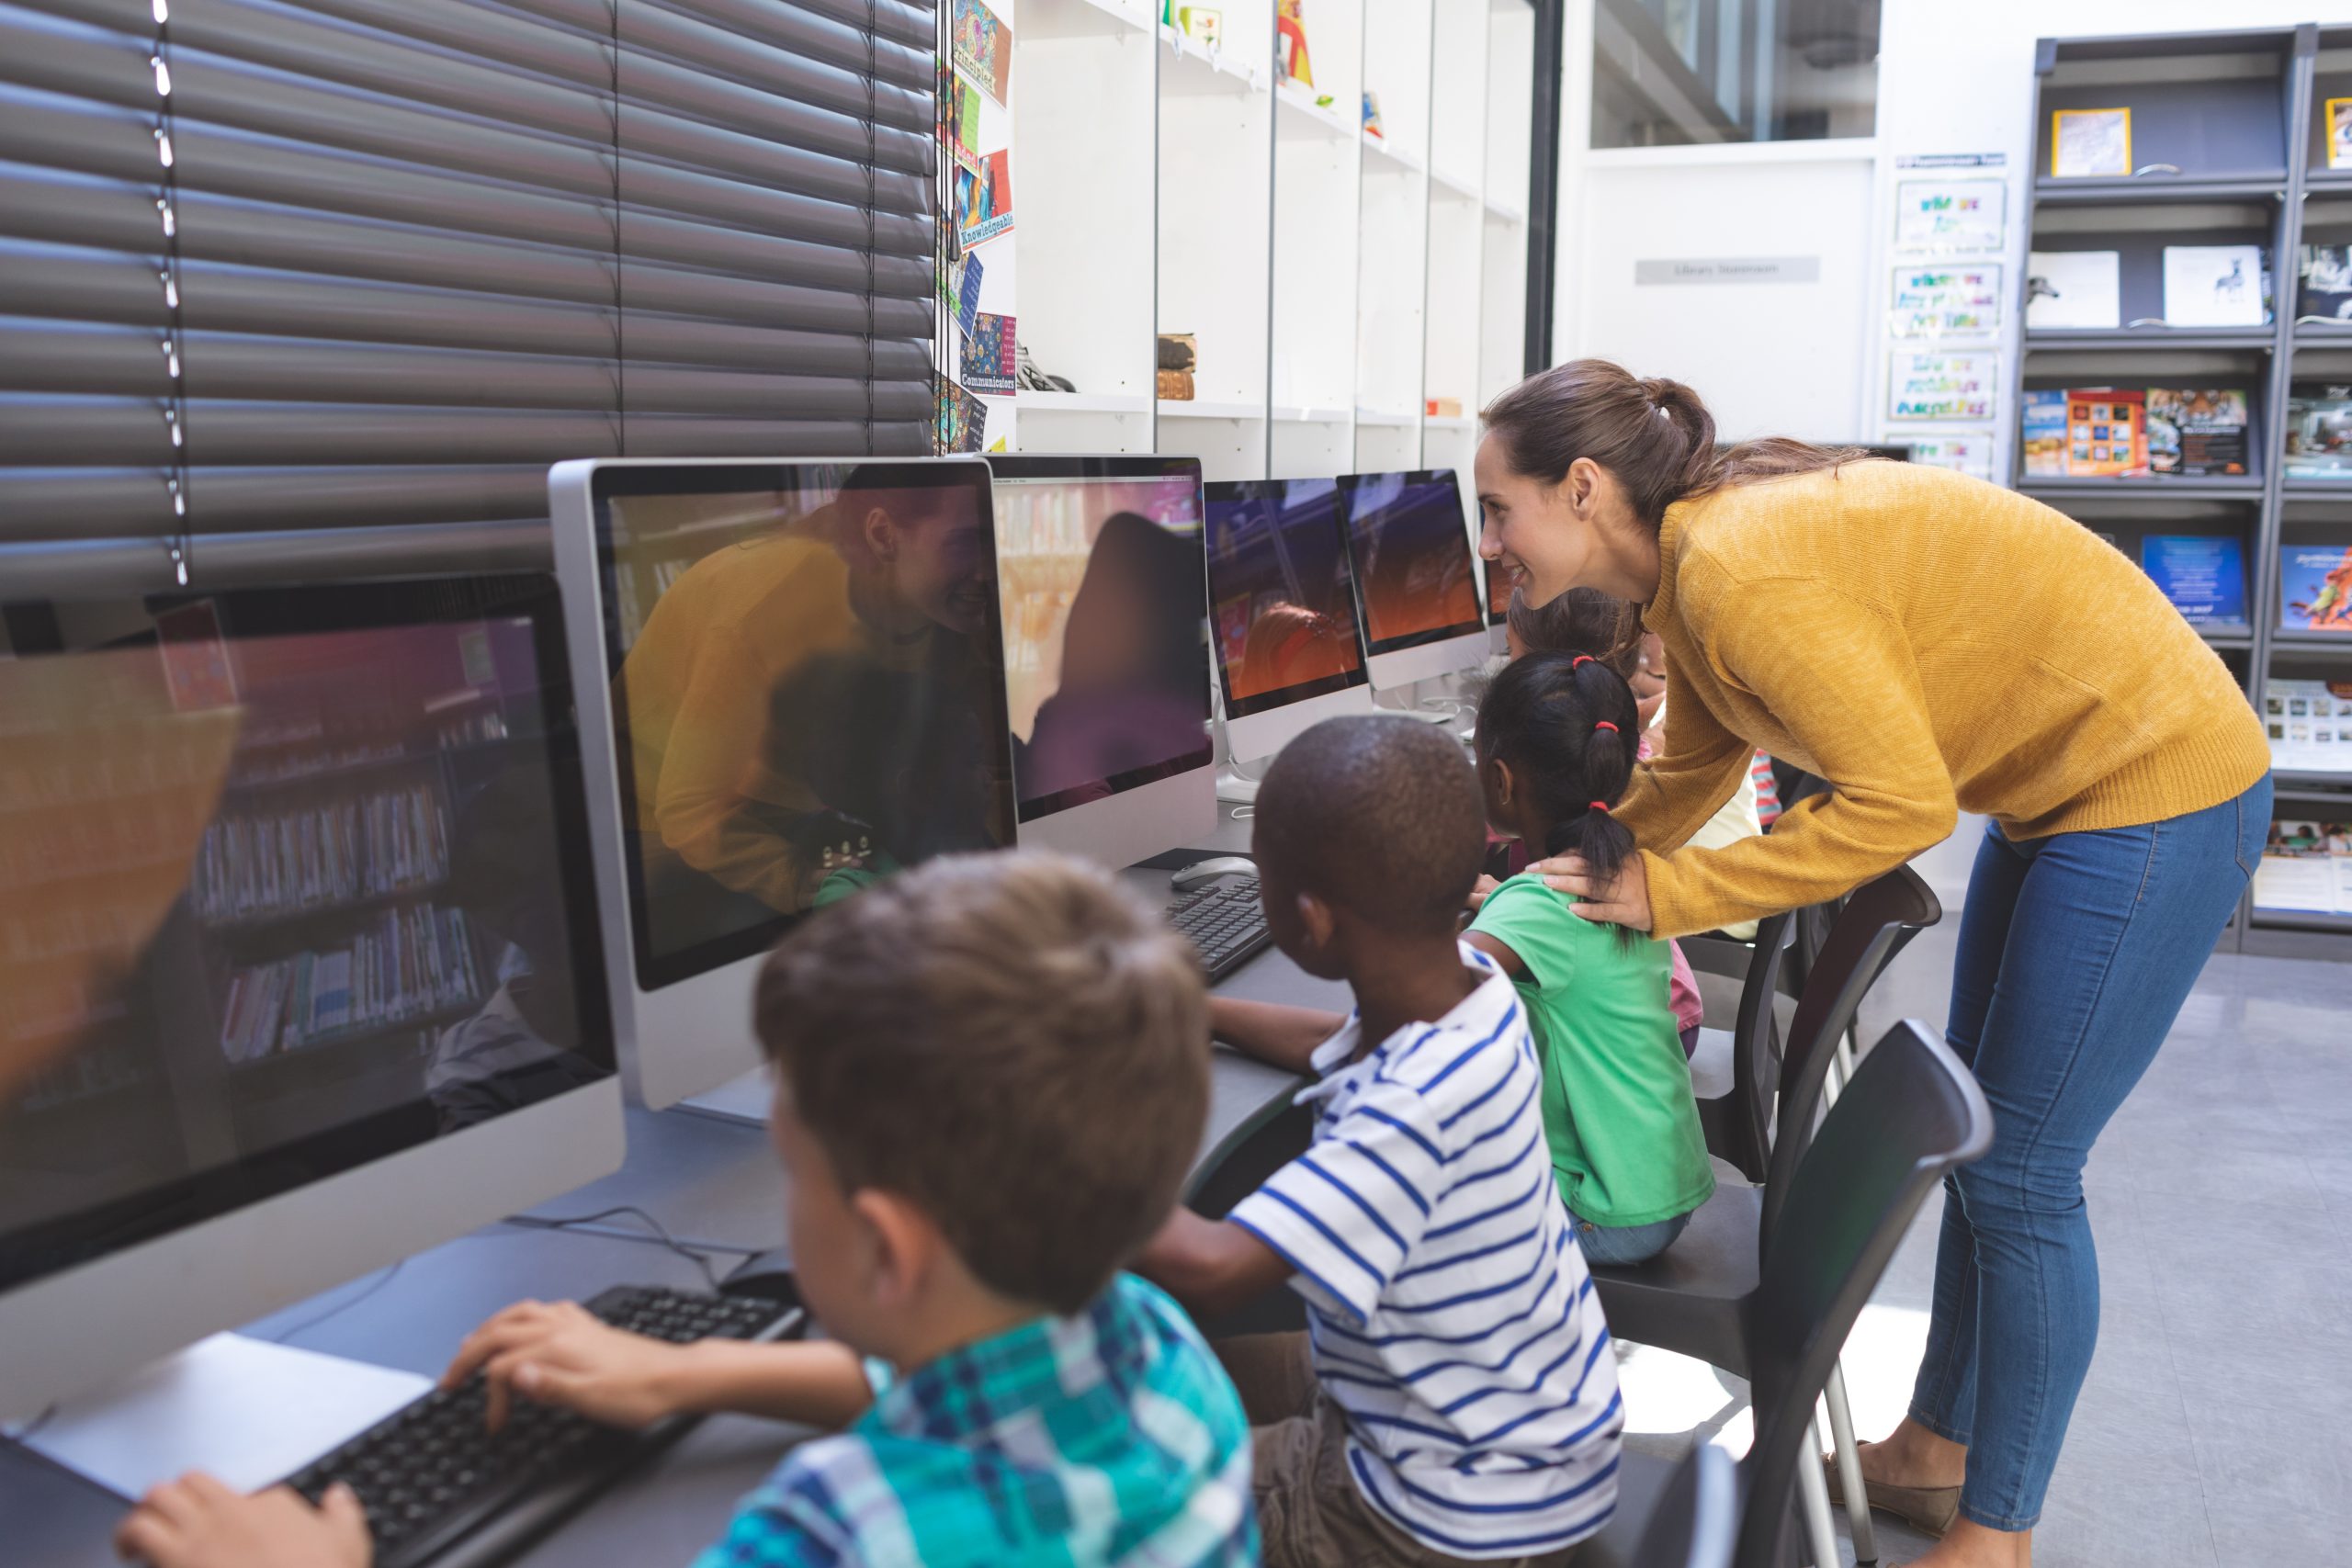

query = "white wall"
[{"left": 1553, "top": 1, "right": 2344, "bottom": 451}]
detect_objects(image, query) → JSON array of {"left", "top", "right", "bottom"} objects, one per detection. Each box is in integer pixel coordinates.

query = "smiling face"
[{"left": 1474, "top": 432, "right": 1647, "bottom": 608}]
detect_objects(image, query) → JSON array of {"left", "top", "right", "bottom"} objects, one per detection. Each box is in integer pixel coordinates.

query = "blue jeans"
[
  {"left": 1910, "top": 776, "right": 2268, "bottom": 1530},
  {"left": 1569, "top": 1206, "right": 1692, "bottom": 1266}
]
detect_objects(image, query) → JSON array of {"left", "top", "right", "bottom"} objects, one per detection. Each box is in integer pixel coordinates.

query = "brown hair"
[
  {"left": 1481, "top": 358, "right": 1865, "bottom": 534},
  {"left": 754, "top": 851, "right": 1209, "bottom": 1314},
  {"left": 1506, "top": 585, "right": 1640, "bottom": 677}
]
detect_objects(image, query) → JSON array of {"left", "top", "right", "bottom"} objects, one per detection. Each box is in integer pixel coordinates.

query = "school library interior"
[{"left": 4, "top": 4, "right": 2348, "bottom": 1568}]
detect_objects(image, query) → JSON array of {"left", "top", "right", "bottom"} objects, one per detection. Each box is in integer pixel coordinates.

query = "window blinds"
[{"left": 0, "top": 0, "right": 939, "bottom": 579}]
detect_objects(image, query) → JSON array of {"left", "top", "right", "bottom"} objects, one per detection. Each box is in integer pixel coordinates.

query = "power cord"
[
  {"left": 267, "top": 1259, "right": 409, "bottom": 1345},
  {"left": 503, "top": 1205, "right": 758, "bottom": 1292}
]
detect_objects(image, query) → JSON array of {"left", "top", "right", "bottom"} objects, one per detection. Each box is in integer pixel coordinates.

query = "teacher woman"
[{"left": 1475, "top": 361, "right": 2272, "bottom": 1568}]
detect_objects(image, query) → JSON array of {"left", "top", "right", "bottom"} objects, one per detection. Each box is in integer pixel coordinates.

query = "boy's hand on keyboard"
[
  {"left": 442, "top": 1299, "right": 689, "bottom": 1434},
  {"left": 114, "top": 1473, "right": 368, "bottom": 1568}
]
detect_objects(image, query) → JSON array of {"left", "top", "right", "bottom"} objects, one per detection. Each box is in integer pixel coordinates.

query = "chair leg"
[
  {"left": 1799, "top": 1416, "right": 1843, "bottom": 1567},
  {"left": 1825, "top": 1361, "right": 1879, "bottom": 1565}
]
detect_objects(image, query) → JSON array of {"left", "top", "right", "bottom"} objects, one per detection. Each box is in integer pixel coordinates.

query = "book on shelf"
[
  {"left": 2252, "top": 819, "right": 2352, "bottom": 917},
  {"left": 2283, "top": 387, "right": 2352, "bottom": 476},
  {"left": 2050, "top": 107, "right": 2130, "bottom": 178},
  {"left": 2296, "top": 247, "right": 2352, "bottom": 322},
  {"left": 2063, "top": 388, "right": 2147, "bottom": 478},
  {"left": 2145, "top": 389, "right": 2248, "bottom": 477},
  {"left": 2278, "top": 544, "right": 2352, "bottom": 634},
  {"left": 2021, "top": 389, "right": 2068, "bottom": 476},
  {"left": 2330, "top": 98, "right": 2352, "bottom": 171},
  {"left": 2139, "top": 536, "right": 2247, "bottom": 629},
  {"left": 2262, "top": 678, "right": 2352, "bottom": 774},
  {"left": 192, "top": 781, "right": 452, "bottom": 922},
  {"left": 219, "top": 902, "right": 483, "bottom": 1064},
  {"left": 2025, "top": 251, "right": 2120, "bottom": 330},
  {"left": 2159, "top": 245, "right": 2267, "bottom": 328}
]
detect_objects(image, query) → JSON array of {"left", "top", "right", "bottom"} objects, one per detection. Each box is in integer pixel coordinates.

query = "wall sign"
[
  {"left": 1633, "top": 255, "right": 1821, "bottom": 286},
  {"left": 1888, "top": 351, "right": 1999, "bottom": 423}
]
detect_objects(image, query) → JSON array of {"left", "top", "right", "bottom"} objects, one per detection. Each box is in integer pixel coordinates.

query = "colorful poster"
[
  {"left": 937, "top": 378, "right": 987, "bottom": 454},
  {"left": 951, "top": 0, "right": 1012, "bottom": 106},
  {"left": 943, "top": 73, "right": 982, "bottom": 175},
  {"left": 1888, "top": 351, "right": 1997, "bottom": 423},
  {"left": 960, "top": 312, "right": 1016, "bottom": 395},
  {"left": 1893, "top": 178, "right": 2005, "bottom": 254},
  {"left": 1890, "top": 263, "right": 2002, "bottom": 338},
  {"left": 956, "top": 149, "right": 1012, "bottom": 249},
  {"left": 952, "top": 253, "right": 985, "bottom": 340},
  {"left": 1899, "top": 434, "right": 1995, "bottom": 481},
  {"left": 2279, "top": 544, "right": 2352, "bottom": 634}
]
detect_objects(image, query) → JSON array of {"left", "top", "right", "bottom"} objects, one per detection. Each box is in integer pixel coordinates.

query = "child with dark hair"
[
  {"left": 1464, "top": 651, "right": 1713, "bottom": 1267},
  {"left": 1136, "top": 715, "right": 1619, "bottom": 1568}
]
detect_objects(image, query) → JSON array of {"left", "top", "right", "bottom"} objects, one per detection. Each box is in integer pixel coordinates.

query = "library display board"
[
  {"left": 2009, "top": 25, "right": 2352, "bottom": 957},
  {"left": 966, "top": 0, "right": 1535, "bottom": 516}
]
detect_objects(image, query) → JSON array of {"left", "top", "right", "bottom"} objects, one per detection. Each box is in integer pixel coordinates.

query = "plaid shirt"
[{"left": 693, "top": 1274, "right": 1257, "bottom": 1567}]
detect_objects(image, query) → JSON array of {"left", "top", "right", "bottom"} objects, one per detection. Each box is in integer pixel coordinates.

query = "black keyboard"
[
  {"left": 284, "top": 1284, "right": 803, "bottom": 1568},
  {"left": 1166, "top": 878, "right": 1271, "bottom": 981}
]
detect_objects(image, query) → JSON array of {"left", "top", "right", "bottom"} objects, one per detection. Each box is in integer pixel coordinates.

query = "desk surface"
[{"left": 6, "top": 848, "right": 1337, "bottom": 1567}]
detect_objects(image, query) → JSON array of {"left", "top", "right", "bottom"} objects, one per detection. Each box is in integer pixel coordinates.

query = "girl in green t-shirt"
[{"left": 1464, "top": 649, "right": 1715, "bottom": 1265}]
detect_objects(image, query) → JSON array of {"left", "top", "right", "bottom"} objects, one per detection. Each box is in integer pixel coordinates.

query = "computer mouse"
[
  {"left": 719, "top": 1249, "right": 805, "bottom": 1309},
  {"left": 1170, "top": 856, "right": 1258, "bottom": 893}
]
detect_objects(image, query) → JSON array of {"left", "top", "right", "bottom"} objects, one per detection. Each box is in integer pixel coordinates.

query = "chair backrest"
[
  {"left": 1758, "top": 863, "right": 1940, "bottom": 1245},
  {"left": 1736, "top": 1021, "right": 1994, "bottom": 1568},
  {"left": 1632, "top": 1440, "right": 1741, "bottom": 1568},
  {"left": 1707, "top": 912, "right": 1795, "bottom": 1185}
]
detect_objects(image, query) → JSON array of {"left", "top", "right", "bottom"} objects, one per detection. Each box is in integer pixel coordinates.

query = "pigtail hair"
[{"left": 1476, "top": 649, "right": 1645, "bottom": 945}]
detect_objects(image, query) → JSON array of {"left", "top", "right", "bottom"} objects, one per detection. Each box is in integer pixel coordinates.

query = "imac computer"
[
  {"left": 985, "top": 455, "right": 1217, "bottom": 870},
  {"left": 1485, "top": 543, "right": 1514, "bottom": 653},
  {"left": 548, "top": 458, "right": 1016, "bottom": 1121},
  {"left": 0, "top": 574, "right": 623, "bottom": 1491},
  {"left": 1337, "top": 468, "right": 1491, "bottom": 689},
  {"left": 1203, "top": 477, "right": 1375, "bottom": 772}
]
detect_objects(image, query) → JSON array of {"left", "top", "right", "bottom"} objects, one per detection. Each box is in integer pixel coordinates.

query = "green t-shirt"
[{"left": 1468, "top": 873, "right": 1715, "bottom": 1228}]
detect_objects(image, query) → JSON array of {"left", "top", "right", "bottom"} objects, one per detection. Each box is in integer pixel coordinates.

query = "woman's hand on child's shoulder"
[{"left": 1532, "top": 852, "right": 1655, "bottom": 932}]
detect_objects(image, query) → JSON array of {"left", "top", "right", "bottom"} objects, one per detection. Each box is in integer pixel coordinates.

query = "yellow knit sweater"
[{"left": 1618, "top": 461, "right": 2271, "bottom": 939}]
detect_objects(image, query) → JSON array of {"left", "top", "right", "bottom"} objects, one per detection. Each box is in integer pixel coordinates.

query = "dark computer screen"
[
  {"left": 0, "top": 577, "right": 615, "bottom": 1295},
  {"left": 594, "top": 463, "right": 1017, "bottom": 989},
  {"left": 989, "top": 459, "right": 1214, "bottom": 821},
  {"left": 1339, "top": 470, "right": 1487, "bottom": 655},
  {"left": 1203, "top": 479, "right": 1370, "bottom": 720}
]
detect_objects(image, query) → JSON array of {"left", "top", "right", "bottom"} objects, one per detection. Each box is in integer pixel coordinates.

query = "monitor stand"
[
  {"left": 25, "top": 1333, "right": 431, "bottom": 1501},
  {"left": 1215, "top": 764, "right": 1261, "bottom": 806},
  {"left": 676, "top": 1066, "right": 775, "bottom": 1126}
]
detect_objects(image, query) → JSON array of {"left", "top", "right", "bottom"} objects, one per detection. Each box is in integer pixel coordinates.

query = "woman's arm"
[
  {"left": 1208, "top": 995, "right": 1345, "bottom": 1074},
  {"left": 1612, "top": 579, "right": 1957, "bottom": 939}
]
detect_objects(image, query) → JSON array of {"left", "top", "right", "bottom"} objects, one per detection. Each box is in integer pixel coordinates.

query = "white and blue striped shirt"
[{"left": 1227, "top": 944, "right": 1621, "bottom": 1559}]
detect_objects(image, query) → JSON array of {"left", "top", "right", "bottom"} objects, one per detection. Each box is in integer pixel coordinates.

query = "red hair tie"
[
  {"left": 1589, "top": 800, "right": 1611, "bottom": 813},
  {"left": 1593, "top": 720, "right": 1619, "bottom": 734},
  {"left": 1570, "top": 655, "right": 1596, "bottom": 670}
]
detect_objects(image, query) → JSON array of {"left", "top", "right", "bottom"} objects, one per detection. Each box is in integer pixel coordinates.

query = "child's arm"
[
  {"left": 442, "top": 1299, "right": 873, "bottom": 1433},
  {"left": 1133, "top": 1207, "right": 1295, "bottom": 1318},
  {"left": 1209, "top": 994, "right": 1345, "bottom": 1074},
  {"left": 1460, "top": 930, "right": 1527, "bottom": 979}
]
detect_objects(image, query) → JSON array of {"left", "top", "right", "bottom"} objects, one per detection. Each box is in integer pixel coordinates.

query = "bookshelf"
[
  {"left": 2014, "top": 24, "right": 2352, "bottom": 958},
  {"left": 991, "top": 0, "right": 1537, "bottom": 492}
]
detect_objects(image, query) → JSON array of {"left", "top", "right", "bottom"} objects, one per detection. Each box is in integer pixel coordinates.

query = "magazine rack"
[{"left": 2011, "top": 25, "right": 2352, "bottom": 958}]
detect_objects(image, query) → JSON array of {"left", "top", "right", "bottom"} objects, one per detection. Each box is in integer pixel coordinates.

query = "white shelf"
[
  {"left": 1484, "top": 195, "right": 1525, "bottom": 223},
  {"left": 1160, "top": 27, "right": 1267, "bottom": 94},
  {"left": 1159, "top": 398, "right": 1265, "bottom": 420},
  {"left": 1430, "top": 164, "right": 1480, "bottom": 201},
  {"left": 1363, "top": 131, "right": 1424, "bottom": 175},
  {"left": 1276, "top": 83, "right": 1355, "bottom": 141},
  {"left": 1016, "top": 390, "right": 1148, "bottom": 414},
  {"left": 1355, "top": 405, "right": 1418, "bottom": 426},
  {"left": 1272, "top": 404, "right": 1352, "bottom": 422},
  {"left": 1425, "top": 412, "right": 1475, "bottom": 429},
  {"left": 1030, "top": 0, "right": 1153, "bottom": 37}
]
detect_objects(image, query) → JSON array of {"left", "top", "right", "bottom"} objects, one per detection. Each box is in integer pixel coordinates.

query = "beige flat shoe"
[{"left": 1823, "top": 1454, "right": 1961, "bottom": 1537}]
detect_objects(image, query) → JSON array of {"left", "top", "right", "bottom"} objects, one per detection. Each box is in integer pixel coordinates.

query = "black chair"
[
  {"left": 1681, "top": 912, "right": 1797, "bottom": 1185},
  {"left": 1614, "top": 1441, "right": 1740, "bottom": 1568},
  {"left": 1580, "top": 1021, "right": 1994, "bottom": 1568},
  {"left": 1588, "top": 865, "right": 1940, "bottom": 1564}
]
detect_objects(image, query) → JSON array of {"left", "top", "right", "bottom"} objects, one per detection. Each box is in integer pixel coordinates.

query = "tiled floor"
[{"left": 1622, "top": 821, "right": 2352, "bottom": 1566}]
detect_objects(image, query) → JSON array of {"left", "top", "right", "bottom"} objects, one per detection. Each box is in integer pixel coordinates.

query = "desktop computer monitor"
[
  {"left": 1337, "top": 468, "right": 1489, "bottom": 688},
  {"left": 0, "top": 574, "right": 623, "bottom": 1427},
  {"left": 548, "top": 458, "right": 1016, "bottom": 1116},
  {"left": 1203, "top": 477, "right": 1374, "bottom": 764},
  {"left": 985, "top": 455, "right": 1216, "bottom": 869}
]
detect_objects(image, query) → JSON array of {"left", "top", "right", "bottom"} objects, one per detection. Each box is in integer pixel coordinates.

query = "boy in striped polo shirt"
[
  {"left": 1139, "top": 716, "right": 1622, "bottom": 1567},
  {"left": 114, "top": 853, "right": 1255, "bottom": 1568}
]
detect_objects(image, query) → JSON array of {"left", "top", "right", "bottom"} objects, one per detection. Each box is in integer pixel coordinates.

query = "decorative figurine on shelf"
[
  {"left": 1363, "top": 89, "right": 1384, "bottom": 139},
  {"left": 1276, "top": 0, "right": 1313, "bottom": 87}
]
